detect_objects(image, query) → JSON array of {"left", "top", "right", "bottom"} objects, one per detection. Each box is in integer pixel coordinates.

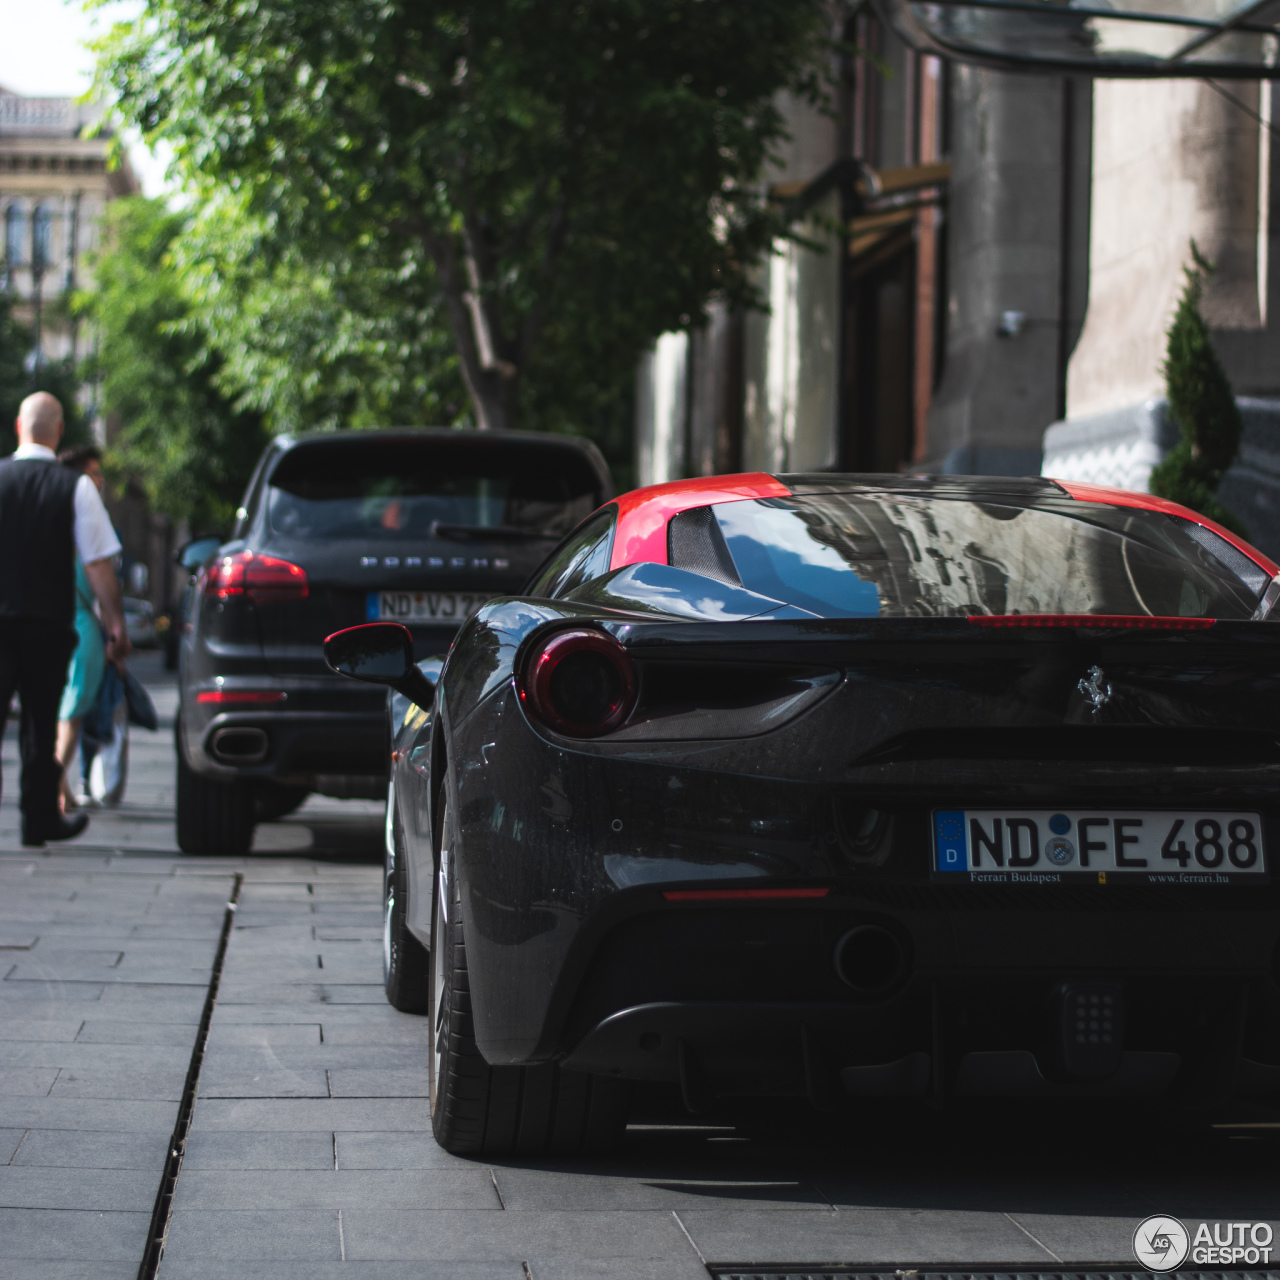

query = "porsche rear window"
[
  {"left": 707, "top": 493, "right": 1270, "bottom": 619},
  {"left": 266, "top": 438, "right": 600, "bottom": 541}
]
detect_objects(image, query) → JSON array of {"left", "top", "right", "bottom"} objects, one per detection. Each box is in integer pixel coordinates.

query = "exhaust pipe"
[
  {"left": 834, "top": 925, "right": 907, "bottom": 995},
  {"left": 210, "top": 727, "right": 269, "bottom": 764}
]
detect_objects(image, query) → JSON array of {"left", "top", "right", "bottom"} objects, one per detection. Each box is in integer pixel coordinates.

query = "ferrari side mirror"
[{"left": 323, "top": 622, "right": 436, "bottom": 709}]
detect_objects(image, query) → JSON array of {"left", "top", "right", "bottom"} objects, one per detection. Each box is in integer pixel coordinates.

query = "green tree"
[
  {"left": 1149, "top": 243, "right": 1246, "bottom": 536},
  {"left": 176, "top": 193, "right": 469, "bottom": 435},
  {"left": 0, "top": 293, "right": 89, "bottom": 455},
  {"left": 0, "top": 292, "right": 30, "bottom": 455},
  {"left": 97, "top": 0, "right": 829, "bottom": 441},
  {"left": 84, "top": 196, "right": 268, "bottom": 530}
]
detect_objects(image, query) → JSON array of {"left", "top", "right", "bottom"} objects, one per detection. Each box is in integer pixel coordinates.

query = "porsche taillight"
[
  {"left": 205, "top": 551, "right": 309, "bottom": 602},
  {"left": 520, "top": 628, "right": 636, "bottom": 737}
]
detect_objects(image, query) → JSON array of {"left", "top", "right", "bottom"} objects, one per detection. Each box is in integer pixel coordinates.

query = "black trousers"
[{"left": 0, "top": 620, "right": 77, "bottom": 835}]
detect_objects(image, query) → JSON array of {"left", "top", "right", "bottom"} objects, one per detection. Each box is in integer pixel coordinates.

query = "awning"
[{"left": 875, "top": 0, "right": 1280, "bottom": 77}]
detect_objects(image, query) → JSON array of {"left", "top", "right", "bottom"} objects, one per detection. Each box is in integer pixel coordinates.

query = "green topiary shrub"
[{"left": 1148, "top": 242, "right": 1247, "bottom": 536}]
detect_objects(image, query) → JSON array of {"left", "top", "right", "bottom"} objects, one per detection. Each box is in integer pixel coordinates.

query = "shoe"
[{"left": 22, "top": 812, "right": 90, "bottom": 847}]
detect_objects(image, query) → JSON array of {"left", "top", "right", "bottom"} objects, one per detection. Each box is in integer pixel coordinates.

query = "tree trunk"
[{"left": 427, "top": 224, "right": 520, "bottom": 431}]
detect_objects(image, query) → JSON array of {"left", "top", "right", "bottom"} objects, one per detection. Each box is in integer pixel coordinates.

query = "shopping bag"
[
  {"left": 122, "top": 667, "right": 158, "bottom": 731},
  {"left": 89, "top": 692, "right": 129, "bottom": 806},
  {"left": 82, "top": 665, "right": 120, "bottom": 745}
]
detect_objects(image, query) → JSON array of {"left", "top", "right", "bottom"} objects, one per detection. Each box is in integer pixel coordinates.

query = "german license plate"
[
  {"left": 366, "top": 590, "right": 493, "bottom": 623},
  {"left": 932, "top": 808, "right": 1266, "bottom": 883}
]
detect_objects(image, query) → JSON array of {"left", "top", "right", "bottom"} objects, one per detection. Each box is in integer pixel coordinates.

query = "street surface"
[{"left": 0, "top": 653, "right": 1277, "bottom": 1279}]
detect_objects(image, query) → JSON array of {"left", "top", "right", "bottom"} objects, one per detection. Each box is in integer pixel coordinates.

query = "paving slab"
[
  {"left": 676, "top": 1205, "right": 1059, "bottom": 1267},
  {"left": 10, "top": 1128, "right": 170, "bottom": 1169},
  {"left": 334, "top": 1131, "right": 464, "bottom": 1171},
  {"left": 0, "top": 1042, "right": 191, "bottom": 1071},
  {"left": 0, "top": 1265, "right": 140, "bottom": 1280},
  {"left": 182, "top": 1130, "right": 339, "bottom": 1171},
  {"left": 191, "top": 1097, "right": 435, "bottom": 1132},
  {"left": 342, "top": 1207, "right": 704, "bottom": 1263},
  {"left": 0, "top": 1164, "right": 159, "bottom": 1210},
  {"left": 172, "top": 1168, "right": 501, "bottom": 1211},
  {"left": 75, "top": 1019, "right": 199, "bottom": 1045},
  {"left": 0, "top": 1206, "right": 152, "bottom": 1259},
  {"left": 162, "top": 1208, "right": 342, "bottom": 1259},
  {"left": 0, "top": 1068, "right": 60, "bottom": 1096}
]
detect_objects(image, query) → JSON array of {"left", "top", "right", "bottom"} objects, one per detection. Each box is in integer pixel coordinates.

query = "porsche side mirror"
[{"left": 323, "top": 622, "right": 436, "bottom": 709}]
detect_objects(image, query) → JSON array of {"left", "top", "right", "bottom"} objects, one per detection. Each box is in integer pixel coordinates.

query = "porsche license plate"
[
  {"left": 932, "top": 808, "right": 1267, "bottom": 883},
  {"left": 366, "top": 590, "right": 493, "bottom": 623}
]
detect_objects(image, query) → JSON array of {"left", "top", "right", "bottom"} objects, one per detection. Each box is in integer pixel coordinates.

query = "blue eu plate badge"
[{"left": 934, "top": 810, "right": 967, "bottom": 873}]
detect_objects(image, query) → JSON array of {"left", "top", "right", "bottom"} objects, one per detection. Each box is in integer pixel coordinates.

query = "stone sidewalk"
[{"left": 1, "top": 654, "right": 1278, "bottom": 1279}]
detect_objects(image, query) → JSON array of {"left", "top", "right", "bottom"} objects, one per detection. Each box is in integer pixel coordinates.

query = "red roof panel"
[
  {"left": 609, "top": 473, "right": 791, "bottom": 570},
  {"left": 1054, "top": 480, "right": 1280, "bottom": 579}
]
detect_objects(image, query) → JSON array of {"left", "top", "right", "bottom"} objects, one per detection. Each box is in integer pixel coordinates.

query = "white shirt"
[{"left": 12, "top": 443, "right": 123, "bottom": 565}]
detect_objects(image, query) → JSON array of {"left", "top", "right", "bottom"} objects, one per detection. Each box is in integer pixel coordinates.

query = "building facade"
[
  {"left": 634, "top": 14, "right": 1280, "bottom": 553},
  {"left": 0, "top": 87, "right": 178, "bottom": 613},
  {"left": 0, "top": 87, "right": 138, "bottom": 390}
]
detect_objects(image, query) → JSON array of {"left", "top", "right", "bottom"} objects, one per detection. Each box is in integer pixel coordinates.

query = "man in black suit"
[{"left": 1, "top": 392, "right": 131, "bottom": 845}]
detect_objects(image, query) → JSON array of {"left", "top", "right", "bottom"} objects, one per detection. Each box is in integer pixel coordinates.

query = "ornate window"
[
  {"left": 4, "top": 204, "right": 25, "bottom": 284},
  {"left": 32, "top": 205, "right": 53, "bottom": 274}
]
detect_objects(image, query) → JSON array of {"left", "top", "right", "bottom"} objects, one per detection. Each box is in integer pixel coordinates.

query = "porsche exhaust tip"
[
  {"left": 210, "top": 727, "right": 269, "bottom": 764},
  {"left": 834, "top": 925, "right": 906, "bottom": 995}
]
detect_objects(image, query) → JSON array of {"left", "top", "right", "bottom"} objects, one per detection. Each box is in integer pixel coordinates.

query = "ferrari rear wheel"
[
  {"left": 383, "top": 793, "right": 431, "bottom": 1013},
  {"left": 428, "top": 799, "right": 627, "bottom": 1156}
]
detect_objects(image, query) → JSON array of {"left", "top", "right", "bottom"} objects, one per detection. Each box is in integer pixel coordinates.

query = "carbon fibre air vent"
[
  {"left": 1167, "top": 513, "right": 1271, "bottom": 596},
  {"left": 668, "top": 505, "right": 742, "bottom": 587},
  {"left": 710, "top": 1271, "right": 1280, "bottom": 1280}
]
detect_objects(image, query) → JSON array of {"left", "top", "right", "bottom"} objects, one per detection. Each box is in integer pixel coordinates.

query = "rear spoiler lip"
[{"left": 605, "top": 613, "right": 1280, "bottom": 652}]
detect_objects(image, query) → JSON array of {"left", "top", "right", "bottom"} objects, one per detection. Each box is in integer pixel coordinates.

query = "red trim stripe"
[
  {"left": 968, "top": 615, "right": 1215, "bottom": 630},
  {"left": 1053, "top": 479, "right": 1280, "bottom": 579},
  {"left": 661, "top": 887, "right": 830, "bottom": 902}
]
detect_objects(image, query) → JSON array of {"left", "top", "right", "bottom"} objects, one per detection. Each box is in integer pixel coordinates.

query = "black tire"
[
  {"left": 255, "top": 783, "right": 310, "bottom": 823},
  {"left": 163, "top": 627, "right": 179, "bottom": 671},
  {"left": 384, "top": 796, "right": 431, "bottom": 1013},
  {"left": 428, "top": 800, "right": 627, "bottom": 1156},
  {"left": 175, "top": 730, "right": 256, "bottom": 856}
]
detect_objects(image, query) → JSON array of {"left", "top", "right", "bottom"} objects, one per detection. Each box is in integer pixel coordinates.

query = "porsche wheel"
[
  {"left": 175, "top": 730, "right": 255, "bottom": 856},
  {"left": 383, "top": 791, "right": 431, "bottom": 1013},
  {"left": 428, "top": 799, "right": 626, "bottom": 1156}
]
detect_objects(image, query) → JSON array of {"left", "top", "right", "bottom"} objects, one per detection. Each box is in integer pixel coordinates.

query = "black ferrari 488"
[{"left": 325, "top": 471, "right": 1280, "bottom": 1155}]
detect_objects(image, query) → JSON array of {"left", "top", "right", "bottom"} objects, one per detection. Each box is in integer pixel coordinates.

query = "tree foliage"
[
  {"left": 97, "top": 0, "right": 830, "bottom": 442},
  {"left": 1149, "top": 243, "right": 1246, "bottom": 536},
  {"left": 83, "top": 196, "right": 268, "bottom": 530},
  {"left": 0, "top": 292, "right": 30, "bottom": 456},
  {"left": 176, "top": 195, "right": 469, "bottom": 435},
  {"left": 0, "top": 293, "right": 90, "bottom": 455}
]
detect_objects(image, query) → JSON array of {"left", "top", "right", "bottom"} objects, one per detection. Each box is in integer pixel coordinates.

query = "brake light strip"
[
  {"left": 196, "top": 691, "right": 288, "bottom": 704},
  {"left": 968, "top": 615, "right": 1216, "bottom": 630}
]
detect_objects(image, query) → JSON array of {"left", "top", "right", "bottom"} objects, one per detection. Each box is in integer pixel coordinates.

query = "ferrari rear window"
[{"left": 708, "top": 493, "right": 1269, "bottom": 619}]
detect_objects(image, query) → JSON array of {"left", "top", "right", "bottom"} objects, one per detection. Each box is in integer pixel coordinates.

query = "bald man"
[{"left": 1, "top": 392, "right": 130, "bottom": 845}]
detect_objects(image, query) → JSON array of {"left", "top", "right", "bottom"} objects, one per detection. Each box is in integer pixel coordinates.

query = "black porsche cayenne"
[{"left": 174, "top": 428, "right": 611, "bottom": 854}]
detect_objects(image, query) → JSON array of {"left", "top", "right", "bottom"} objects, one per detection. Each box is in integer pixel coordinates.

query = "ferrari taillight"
[
  {"left": 205, "top": 551, "right": 309, "bottom": 602},
  {"left": 520, "top": 628, "right": 636, "bottom": 737}
]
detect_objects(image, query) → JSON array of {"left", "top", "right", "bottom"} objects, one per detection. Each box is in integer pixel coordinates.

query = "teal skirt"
[{"left": 59, "top": 559, "right": 105, "bottom": 722}]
